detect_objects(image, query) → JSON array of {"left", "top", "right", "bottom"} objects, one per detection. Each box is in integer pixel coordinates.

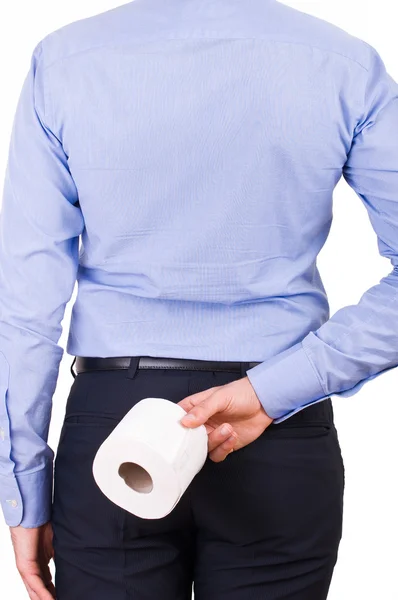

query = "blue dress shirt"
[{"left": 1, "top": 0, "right": 398, "bottom": 528}]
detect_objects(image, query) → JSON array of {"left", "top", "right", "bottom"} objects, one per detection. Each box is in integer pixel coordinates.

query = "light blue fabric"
[{"left": 1, "top": 0, "right": 398, "bottom": 528}]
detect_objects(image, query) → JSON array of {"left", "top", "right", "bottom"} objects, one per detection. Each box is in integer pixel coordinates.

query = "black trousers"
[{"left": 51, "top": 357, "right": 345, "bottom": 599}]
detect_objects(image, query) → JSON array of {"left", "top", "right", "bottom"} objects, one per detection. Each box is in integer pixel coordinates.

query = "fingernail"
[
  {"left": 220, "top": 425, "right": 231, "bottom": 436},
  {"left": 181, "top": 413, "right": 197, "bottom": 424}
]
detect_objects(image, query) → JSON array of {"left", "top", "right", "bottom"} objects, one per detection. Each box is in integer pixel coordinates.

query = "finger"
[
  {"left": 24, "top": 572, "right": 55, "bottom": 600},
  {"left": 24, "top": 581, "right": 41, "bottom": 600},
  {"left": 45, "top": 581, "right": 56, "bottom": 599},
  {"left": 180, "top": 392, "right": 230, "bottom": 427},
  {"left": 207, "top": 423, "right": 235, "bottom": 453},
  {"left": 209, "top": 433, "right": 237, "bottom": 463},
  {"left": 23, "top": 582, "right": 35, "bottom": 599},
  {"left": 178, "top": 386, "right": 221, "bottom": 413},
  {"left": 27, "top": 589, "right": 39, "bottom": 600},
  {"left": 41, "top": 564, "right": 56, "bottom": 598},
  {"left": 204, "top": 423, "right": 214, "bottom": 435}
]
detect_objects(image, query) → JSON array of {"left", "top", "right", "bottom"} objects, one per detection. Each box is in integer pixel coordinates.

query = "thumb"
[{"left": 180, "top": 391, "right": 229, "bottom": 427}]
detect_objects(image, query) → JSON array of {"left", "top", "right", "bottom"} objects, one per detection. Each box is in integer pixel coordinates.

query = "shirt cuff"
[
  {"left": 0, "top": 464, "right": 53, "bottom": 528},
  {"left": 245, "top": 340, "right": 328, "bottom": 422}
]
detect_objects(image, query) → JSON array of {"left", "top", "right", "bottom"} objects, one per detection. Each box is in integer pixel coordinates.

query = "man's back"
[
  {"left": 25, "top": 0, "right": 382, "bottom": 360},
  {"left": 2, "top": 0, "right": 398, "bottom": 541}
]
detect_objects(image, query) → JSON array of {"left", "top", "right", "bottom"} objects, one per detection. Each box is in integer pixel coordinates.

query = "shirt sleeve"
[
  {"left": 246, "top": 45, "right": 398, "bottom": 424},
  {"left": 0, "top": 41, "right": 84, "bottom": 527}
]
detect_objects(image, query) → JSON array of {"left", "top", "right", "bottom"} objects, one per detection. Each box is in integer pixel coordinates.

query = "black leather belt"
[{"left": 74, "top": 355, "right": 262, "bottom": 375}]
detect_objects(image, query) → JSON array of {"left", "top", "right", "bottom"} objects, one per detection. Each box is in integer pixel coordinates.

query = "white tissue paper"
[{"left": 92, "top": 397, "right": 208, "bottom": 519}]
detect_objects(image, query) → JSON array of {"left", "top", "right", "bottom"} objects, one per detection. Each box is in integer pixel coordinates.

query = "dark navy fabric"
[{"left": 51, "top": 360, "right": 344, "bottom": 599}]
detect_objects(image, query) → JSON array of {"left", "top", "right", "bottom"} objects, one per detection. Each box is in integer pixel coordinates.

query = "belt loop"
[
  {"left": 240, "top": 361, "right": 249, "bottom": 378},
  {"left": 70, "top": 356, "right": 77, "bottom": 379},
  {"left": 126, "top": 356, "right": 140, "bottom": 380},
  {"left": 327, "top": 396, "right": 333, "bottom": 423}
]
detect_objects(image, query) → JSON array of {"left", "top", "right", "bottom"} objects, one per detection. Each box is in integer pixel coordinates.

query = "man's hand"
[
  {"left": 9, "top": 521, "right": 55, "bottom": 599},
  {"left": 178, "top": 375, "right": 273, "bottom": 462}
]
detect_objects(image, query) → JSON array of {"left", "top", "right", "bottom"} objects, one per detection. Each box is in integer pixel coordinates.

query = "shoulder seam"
[
  {"left": 41, "top": 34, "right": 371, "bottom": 74},
  {"left": 271, "top": 38, "right": 370, "bottom": 72},
  {"left": 32, "top": 41, "right": 57, "bottom": 138}
]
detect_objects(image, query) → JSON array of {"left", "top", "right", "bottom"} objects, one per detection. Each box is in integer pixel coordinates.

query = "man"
[{"left": 1, "top": 0, "right": 397, "bottom": 598}]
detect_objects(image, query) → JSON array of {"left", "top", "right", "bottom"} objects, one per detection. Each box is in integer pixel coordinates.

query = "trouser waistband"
[{"left": 70, "top": 355, "right": 333, "bottom": 426}]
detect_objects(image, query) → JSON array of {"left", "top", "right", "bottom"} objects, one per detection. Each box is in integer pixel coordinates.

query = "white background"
[{"left": 0, "top": 1, "right": 397, "bottom": 598}]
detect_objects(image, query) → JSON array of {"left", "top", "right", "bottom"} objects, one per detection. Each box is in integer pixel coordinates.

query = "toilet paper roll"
[{"left": 92, "top": 397, "right": 208, "bottom": 519}]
